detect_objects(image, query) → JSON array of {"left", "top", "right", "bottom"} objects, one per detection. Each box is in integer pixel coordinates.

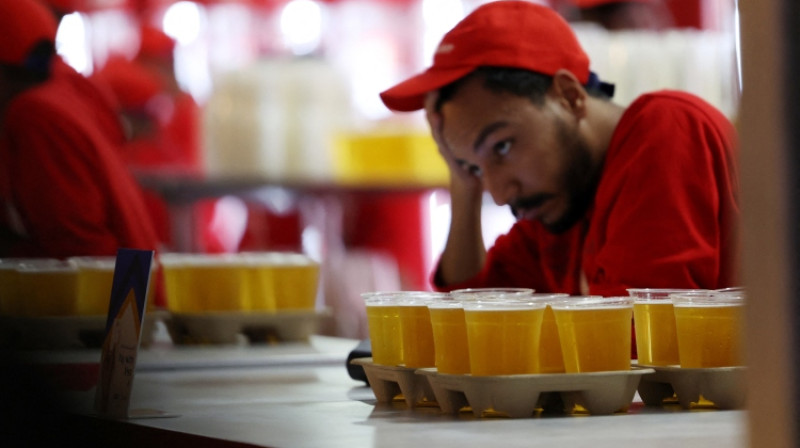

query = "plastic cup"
[
  {"left": 16, "top": 261, "right": 79, "bottom": 317},
  {"left": 160, "top": 253, "right": 250, "bottom": 313},
  {"left": 396, "top": 292, "right": 447, "bottom": 368},
  {"left": 672, "top": 291, "right": 745, "bottom": 368},
  {"left": 242, "top": 252, "right": 279, "bottom": 312},
  {"left": 451, "top": 287, "right": 534, "bottom": 302},
  {"left": 0, "top": 258, "right": 60, "bottom": 316},
  {"left": 363, "top": 291, "right": 406, "bottom": 366},
  {"left": 628, "top": 288, "right": 704, "bottom": 366},
  {"left": 159, "top": 253, "right": 190, "bottom": 312},
  {"left": 69, "top": 256, "right": 117, "bottom": 316},
  {"left": 552, "top": 296, "right": 634, "bottom": 373},
  {"left": 271, "top": 253, "right": 320, "bottom": 311},
  {"left": 463, "top": 296, "right": 546, "bottom": 376},
  {"left": 428, "top": 299, "right": 470, "bottom": 374},
  {"left": 530, "top": 293, "right": 571, "bottom": 373}
]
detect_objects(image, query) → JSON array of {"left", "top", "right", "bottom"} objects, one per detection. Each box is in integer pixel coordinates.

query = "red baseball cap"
[
  {"left": 0, "top": 0, "right": 58, "bottom": 66},
  {"left": 380, "top": 0, "right": 591, "bottom": 112}
]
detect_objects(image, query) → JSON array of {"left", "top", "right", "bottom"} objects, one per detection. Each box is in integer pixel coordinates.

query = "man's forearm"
[{"left": 438, "top": 180, "right": 487, "bottom": 286}]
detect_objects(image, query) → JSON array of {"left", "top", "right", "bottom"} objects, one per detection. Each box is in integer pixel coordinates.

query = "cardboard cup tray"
[
  {"left": 167, "top": 308, "right": 331, "bottom": 345},
  {"left": 636, "top": 364, "right": 747, "bottom": 409},
  {"left": 351, "top": 357, "right": 654, "bottom": 418},
  {"left": 0, "top": 310, "right": 166, "bottom": 350}
]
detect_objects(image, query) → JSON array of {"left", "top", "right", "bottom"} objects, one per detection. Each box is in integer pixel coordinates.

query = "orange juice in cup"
[
  {"left": 428, "top": 299, "right": 470, "bottom": 374},
  {"left": 451, "top": 287, "right": 533, "bottom": 302},
  {"left": 531, "top": 293, "right": 570, "bottom": 374},
  {"left": 628, "top": 288, "right": 702, "bottom": 366},
  {"left": 363, "top": 292, "right": 405, "bottom": 366},
  {"left": 187, "top": 254, "right": 249, "bottom": 312},
  {"left": 553, "top": 296, "right": 633, "bottom": 373},
  {"left": 672, "top": 291, "right": 745, "bottom": 368},
  {"left": 0, "top": 258, "right": 59, "bottom": 316},
  {"left": 396, "top": 292, "right": 447, "bottom": 368},
  {"left": 242, "top": 252, "right": 278, "bottom": 312},
  {"left": 463, "top": 296, "right": 546, "bottom": 376},
  {"left": 272, "top": 253, "right": 320, "bottom": 311},
  {"left": 69, "top": 256, "right": 116, "bottom": 316},
  {"left": 17, "top": 261, "right": 79, "bottom": 316},
  {"left": 160, "top": 253, "right": 191, "bottom": 312}
]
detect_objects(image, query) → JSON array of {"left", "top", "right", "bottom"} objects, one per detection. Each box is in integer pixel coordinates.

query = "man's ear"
[{"left": 549, "top": 69, "right": 588, "bottom": 119}]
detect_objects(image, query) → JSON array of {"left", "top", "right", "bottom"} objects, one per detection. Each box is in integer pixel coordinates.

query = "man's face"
[{"left": 439, "top": 75, "right": 599, "bottom": 233}]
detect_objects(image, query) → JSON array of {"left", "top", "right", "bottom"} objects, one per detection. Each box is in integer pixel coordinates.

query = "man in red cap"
[
  {"left": 381, "top": 1, "right": 739, "bottom": 300},
  {"left": 0, "top": 0, "right": 160, "bottom": 258}
]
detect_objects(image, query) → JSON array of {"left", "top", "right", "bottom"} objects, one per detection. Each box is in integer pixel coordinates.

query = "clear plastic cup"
[
  {"left": 463, "top": 296, "right": 546, "bottom": 375},
  {"left": 396, "top": 292, "right": 447, "bottom": 368},
  {"left": 363, "top": 291, "right": 406, "bottom": 366},
  {"left": 451, "top": 287, "right": 534, "bottom": 302},
  {"left": 0, "top": 258, "right": 60, "bottom": 316},
  {"left": 16, "top": 260, "right": 79, "bottom": 317},
  {"left": 69, "top": 256, "right": 116, "bottom": 316},
  {"left": 270, "top": 253, "right": 320, "bottom": 311},
  {"left": 671, "top": 291, "right": 745, "bottom": 368},
  {"left": 628, "top": 288, "right": 705, "bottom": 366},
  {"left": 428, "top": 298, "right": 470, "bottom": 374},
  {"left": 552, "top": 296, "right": 634, "bottom": 373},
  {"left": 159, "top": 253, "right": 190, "bottom": 312},
  {"left": 160, "top": 253, "right": 249, "bottom": 313},
  {"left": 529, "top": 293, "right": 571, "bottom": 373}
]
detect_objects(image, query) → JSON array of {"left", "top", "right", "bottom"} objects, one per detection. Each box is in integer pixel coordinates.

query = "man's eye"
[
  {"left": 467, "top": 165, "right": 482, "bottom": 177},
  {"left": 494, "top": 141, "right": 511, "bottom": 156}
]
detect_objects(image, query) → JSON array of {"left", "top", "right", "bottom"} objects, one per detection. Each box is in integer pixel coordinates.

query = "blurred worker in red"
[
  {"left": 553, "top": 0, "right": 674, "bottom": 30},
  {"left": 0, "top": 0, "right": 161, "bottom": 258},
  {"left": 93, "top": 24, "right": 202, "bottom": 174}
]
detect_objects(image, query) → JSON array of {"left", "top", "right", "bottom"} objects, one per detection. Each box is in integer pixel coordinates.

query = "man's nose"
[{"left": 482, "top": 169, "right": 517, "bottom": 207}]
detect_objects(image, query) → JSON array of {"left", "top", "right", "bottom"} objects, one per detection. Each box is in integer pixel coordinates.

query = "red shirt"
[
  {"left": 434, "top": 90, "right": 740, "bottom": 295},
  {"left": 0, "top": 59, "right": 160, "bottom": 258}
]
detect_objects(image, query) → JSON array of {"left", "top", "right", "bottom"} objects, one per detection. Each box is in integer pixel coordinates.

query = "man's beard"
[{"left": 511, "top": 118, "right": 601, "bottom": 234}]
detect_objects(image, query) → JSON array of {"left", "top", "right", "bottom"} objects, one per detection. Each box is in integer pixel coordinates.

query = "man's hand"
[{"left": 424, "top": 91, "right": 482, "bottom": 193}]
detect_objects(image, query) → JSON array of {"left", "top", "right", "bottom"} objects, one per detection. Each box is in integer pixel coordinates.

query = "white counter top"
[{"left": 49, "top": 336, "right": 747, "bottom": 448}]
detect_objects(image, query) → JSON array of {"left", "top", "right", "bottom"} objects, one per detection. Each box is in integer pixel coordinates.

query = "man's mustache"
[{"left": 510, "top": 193, "right": 554, "bottom": 219}]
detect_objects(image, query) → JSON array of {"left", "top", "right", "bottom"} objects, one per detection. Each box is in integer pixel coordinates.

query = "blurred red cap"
[
  {"left": 94, "top": 56, "right": 165, "bottom": 109},
  {"left": 0, "top": 0, "right": 58, "bottom": 66},
  {"left": 138, "top": 25, "right": 176, "bottom": 60},
  {"left": 380, "top": 1, "right": 590, "bottom": 112}
]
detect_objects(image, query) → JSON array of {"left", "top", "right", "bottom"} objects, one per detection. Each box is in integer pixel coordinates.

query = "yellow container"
[
  {"left": 672, "top": 291, "right": 744, "bottom": 368},
  {"left": 428, "top": 300, "right": 470, "bottom": 374},
  {"left": 333, "top": 132, "right": 449, "bottom": 187},
  {"left": 553, "top": 296, "right": 633, "bottom": 373},
  {"left": 16, "top": 262, "right": 79, "bottom": 317},
  {"left": 463, "top": 299, "right": 546, "bottom": 376}
]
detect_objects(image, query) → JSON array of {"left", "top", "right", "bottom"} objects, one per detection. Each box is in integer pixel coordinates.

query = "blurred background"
[{"left": 42, "top": 0, "right": 741, "bottom": 339}]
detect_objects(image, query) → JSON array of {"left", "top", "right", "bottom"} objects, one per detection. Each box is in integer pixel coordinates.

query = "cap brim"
[{"left": 379, "top": 65, "right": 475, "bottom": 112}]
